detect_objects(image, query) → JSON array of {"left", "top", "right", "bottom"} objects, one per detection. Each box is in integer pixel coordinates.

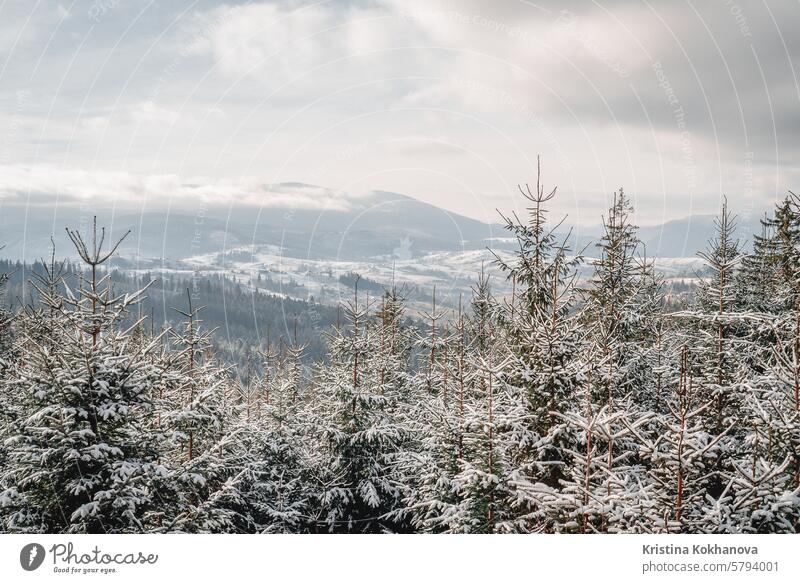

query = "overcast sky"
[{"left": 0, "top": 0, "right": 798, "bottom": 226}]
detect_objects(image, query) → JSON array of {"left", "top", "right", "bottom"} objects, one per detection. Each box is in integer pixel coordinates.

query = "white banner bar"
[{"left": 1, "top": 534, "right": 798, "bottom": 583}]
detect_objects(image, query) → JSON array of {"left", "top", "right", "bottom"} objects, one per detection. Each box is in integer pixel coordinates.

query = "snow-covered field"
[{"left": 124, "top": 245, "right": 706, "bottom": 312}]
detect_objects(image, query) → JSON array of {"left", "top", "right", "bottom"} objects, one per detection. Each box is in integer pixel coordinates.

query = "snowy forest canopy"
[{"left": 1, "top": 169, "right": 799, "bottom": 534}]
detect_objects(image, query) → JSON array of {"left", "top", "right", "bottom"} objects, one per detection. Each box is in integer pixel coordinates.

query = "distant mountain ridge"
[
  {"left": 0, "top": 183, "right": 768, "bottom": 262},
  {"left": 0, "top": 184, "right": 501, "bottom": 262}
]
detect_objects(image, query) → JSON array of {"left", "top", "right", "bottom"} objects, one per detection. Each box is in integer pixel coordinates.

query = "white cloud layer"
[{"left": 0, "top": 164, "right": 360, "bottom": 212}]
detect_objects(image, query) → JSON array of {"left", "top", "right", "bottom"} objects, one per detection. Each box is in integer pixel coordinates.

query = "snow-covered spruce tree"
[
  {"left": 399, "top": 280, "right": 500, "bottom": 533},
  {"left": 268, "top": 333, "right": 308, "bottom": 429},
  {"left": 768, "top": 311, "right": 800, "bottom": 496},
  {"left": 415, "top": 287, "right": 450, "bottom": 396},
  {"left": 374, "top": 287, "right": 414, "bottom": 403},
  {"left": 757, "top": 193, "right": 800, "bottom": 311},
  {"left": 173, "top": 321, "right": 316, "bottom": 534},
  {"left": 172, "top": 386, "right": 313, "bottom": 534},
  {"left": 313, "top": 281, "right": 409, "bottom": 532},
  {"left": 582, "top": 189, "right": 654, "bottom": 407},
  {"left": 723, "top": 312, "right": 800, "bottom": 533},
  {"left": 445, "top": 277, "right": 516, "bottom": 533},
  {"left": 0, "top": 246, "right": 68, "bottom": 475},
  {"left": 577, "top": 192, "right": 668, "bottom": 532},
  {"left": 396, "top": 285, "right": 459, "bottom": 530},
  {"left": 221, "top": 331, "right": 318, "bottom": 534},
  {"left": 380, "top": 288, "right": 452, "bottom": 530},
  {"left": 671, "top": 199, "right": 753, "bottom": 509},
  {"left": 746, "top": 192, "right": 800, "bottom": 532},
  {"left": 628, "top": 251, "right": 674, "bottom": 412},
  {"left": 550, "top": 399, "right": 656, "bottom": 533},
  {"left": 163, "top": 291, "right": 229, "bottom": 465},
  {"left": 449, "top": 296, "right": 472, "bottom": 467},
  {"left": 692, "top": 199, "right": 747, "bottom": 431},
  {"left": 236, "top": 374, "right": 261, "bottom": 427},
  {"left": 636, "top": 262, "right": 676, "bottom": 415},
  {"left": 714, "top": 194, "right": 800, "bottom": 532},
  {"left": 636, "top": 343, "right": 731, "bottom": 533},
  {"left": 737, "top": 194, "right": 800, "bottom": 376},
  {"left": 713, "top": 377, "right": 800, "bottom": 533},
  {"left": 407, "top": 270, "right": 557, "bottom": 534},
  {"left": 155, "top": 291, "right": 243, "bottom": 532},
  {"left": 0, "top": 222, "right": 173, "bottom": 533},
  {"left": 488, "top": 167, "right": 591, "bottom": 532},
  {"left": 737, "top": 214, "right": 783, "bottom": 315},
  {"left": 252, "top": 334, "right": 279, "bottom": 419},
  {"left": 211, "top": 421, "right": 312, "bottom": 533}
]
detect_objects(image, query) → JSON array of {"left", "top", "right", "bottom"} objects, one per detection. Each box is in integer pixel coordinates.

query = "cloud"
[
  {"left": 183, "top": 0, "right": 800, "bottom": 167},
  {"left": 186, "top": 3, "right": 383, "bottom": 78},
  {"left": 179, "top": 0, "right": 432, "bottom": 100},
  {"left": 0, "top": 164, "right": 363, "bottom": 212},
  {"left": 380, "top": 135, "right": 468, "bottom": 157},
  {"left": 377, "top": 0, "right": 800, "bottom": 161},
  {"left": 0, "top": 1, "right": 66, "bottom": 55},
  {"left": 131, "top": 101, "right": 180, "bottom": 125}
]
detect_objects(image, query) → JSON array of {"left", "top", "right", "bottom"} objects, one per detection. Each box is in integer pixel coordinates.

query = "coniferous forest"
[{"left": 1, "top": 172, "right": 799, "bottom": 534}]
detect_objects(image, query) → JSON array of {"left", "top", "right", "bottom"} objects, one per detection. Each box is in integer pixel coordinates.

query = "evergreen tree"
[
  {"left": 765, "top": 193, "right": 800, "bottom": 309},
  {"left": 401, "top": 276, "right": 508, "bottom": 533},
  {"left": 0, "top": 222, "right": 170, "bottom": 533},
  {"left": 638, "top": 345, "right": 730, "bottom": 533},
  {"left": 582, "top": 189, "right": 650, "bottom": 406},
  {"left": 550, "top": 399, "right": 655, "bottom": 533},
  {"left": 490, "top": 166, "right": 591, "bottom": 531},
  {"left": 314, "top": 282, "right": 408, "bottom": 532},
  {"left": 737, "top": 213, "right": 783, "bottom": 314},
  {"left": 700, "top": 199, "right": 745, "bottom": 376},
  {"left": 675, "top": 200, "right": 751, "bottom": 507},
  {"left": 573, "top": 191, "right": 664, "bottom": 534},
  {"left": 157, "top": 292, "right": 237, "bottom": 532}
]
